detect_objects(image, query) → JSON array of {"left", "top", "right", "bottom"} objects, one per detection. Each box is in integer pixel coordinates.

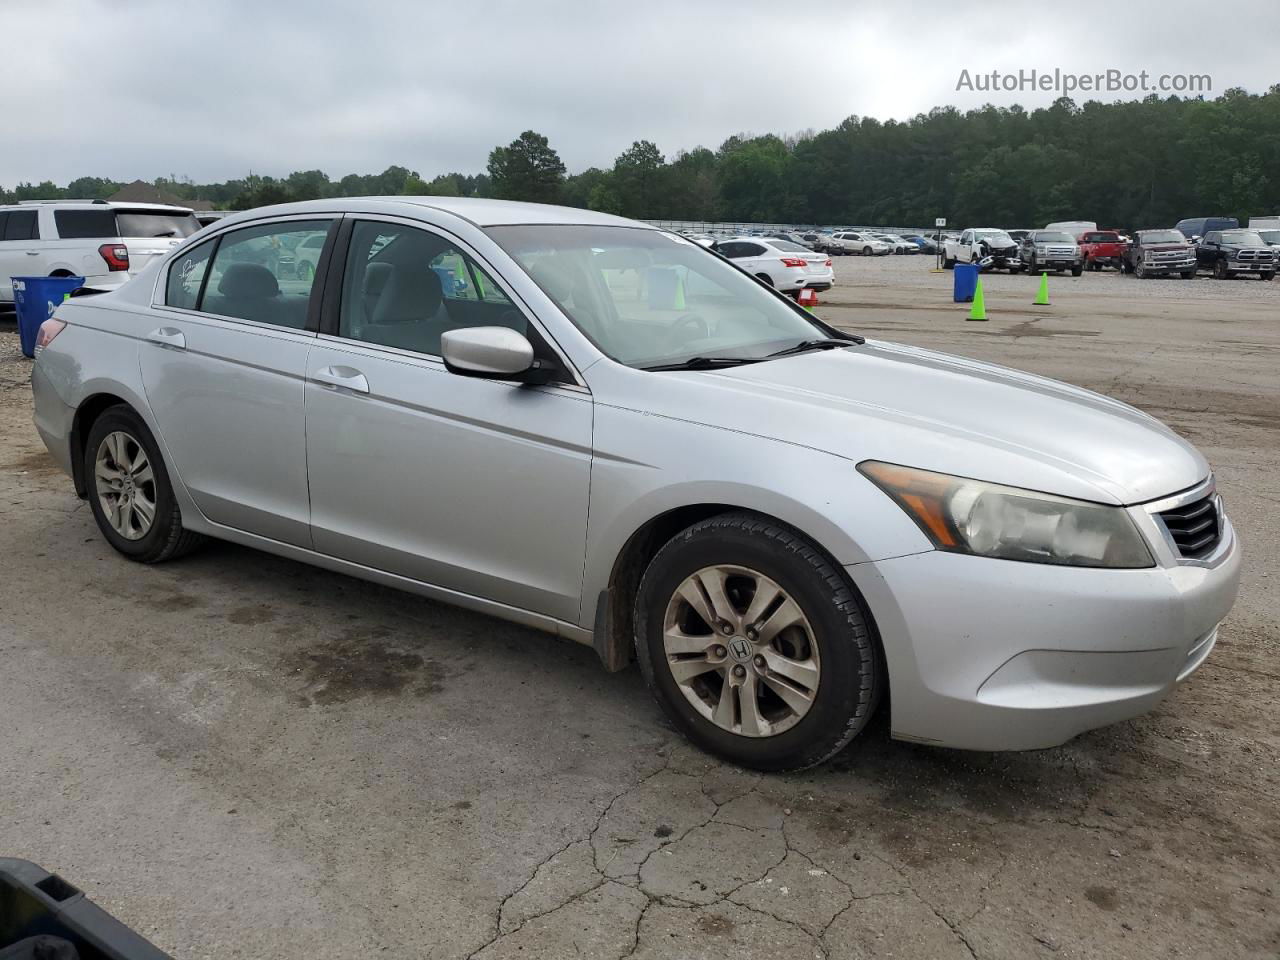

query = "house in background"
[{"left": 108, "top": 179, "right": 214, "bottom": 211}]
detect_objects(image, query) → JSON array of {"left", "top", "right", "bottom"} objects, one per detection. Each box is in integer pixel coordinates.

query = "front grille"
[{"left": 1158, "top": 495, "right": 1221, "bottom": 559}]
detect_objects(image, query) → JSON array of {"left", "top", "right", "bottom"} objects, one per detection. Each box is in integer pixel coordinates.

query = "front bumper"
[
  {"left": 1142, "top": 257, "right": 1196, "bottom": 274},
  {"left": 849, "top": 499, "right": 1241, "bottom": 751},
  {"left": 31, "top": 361, "right": 77, "bottom": 479}
]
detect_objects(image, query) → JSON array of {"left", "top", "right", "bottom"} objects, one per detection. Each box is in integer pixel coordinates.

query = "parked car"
[
  {"left": 1078, "top": 230, "right": 1128, "bottom": 271},
  {"left": 715, "top": 237, "right": 834, "bottom": 292},
  {"left": 1195, "top": 229, "right": 1276, "bottom": 280},
  {"left": 902, "top": 234, "right": 936, "bottom": 253},
  {"left": 1175, "top": 217, "right": 1238, "bottom": 243},
  {"left": 944, "top": 228, "right": 1023, "bottom": 272},
  {"left": 1123, "top": 230, "right": 1198, "bottom": 279},
  {"left": 0, "top": 200, "right": 201, "bottom": 304},
  {"left": 875, "top": 234, "right": 918, "bottom": 255},
  {"left": 799, "top": 232, "right": 829, "bottom": 252},
  {"left": 767, "top": 232, "right": 816, "bottom": 250},
  {"left": 1018, "top": 231, "right": 1083, "bottom": 276},
  {"left": 826, "top": 231, "right": 889, "bottom": 256},
  {"left": 31, "top": 197, "right": 1240, "bottom": 770}
]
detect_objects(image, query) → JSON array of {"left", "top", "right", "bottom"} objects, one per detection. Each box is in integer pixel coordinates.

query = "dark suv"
[
  {"left": 1196, "top": 229, "right": 1276, "bottom": 280},
  {"left": 1175, "top": 216, "right": 1238, "bottom": 242}
]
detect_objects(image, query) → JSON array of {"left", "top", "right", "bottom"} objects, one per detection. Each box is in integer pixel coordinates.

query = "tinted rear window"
[
  {"left": 115, "top": 211, "right": 201, "bottom": 239},
  {"left": 55, "top": 209, "right": 119, "bottom": 239},
  {"left": 2, "top": 210, "right": 38, "bottom": 241}
]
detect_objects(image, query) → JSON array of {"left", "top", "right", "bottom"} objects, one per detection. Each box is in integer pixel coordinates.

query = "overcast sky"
[{"left": 4, "top": 0, "right": 1274, "bottom": 188}]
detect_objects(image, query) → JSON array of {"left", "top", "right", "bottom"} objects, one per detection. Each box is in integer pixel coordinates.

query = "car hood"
[{"left": 636, "top": 341, "right": 1207, "bottom": 505}]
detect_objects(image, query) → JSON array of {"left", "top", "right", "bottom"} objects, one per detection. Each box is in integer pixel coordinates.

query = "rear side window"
[
  {"left": 55, "top": 209, "right": 119, "bottom": 239},
  {"left": 165, "top": 239, "right": 218, "bottom": 310},
  {"left": 200, "top": 220, "right": 331, "bottom": 328},
  {"left": 115, "top": 210, "right": 201, "bottom": 239},
  {"left": 3, "top": 210, "right": 38, "bottom": 241}
]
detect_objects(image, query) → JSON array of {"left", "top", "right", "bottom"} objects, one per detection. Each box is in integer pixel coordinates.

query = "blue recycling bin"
[
  {"left": 952, "top": 263, "right": 979, "bottom": 303},
  {"left": 11, "top": 276, "right": 84, "bottom": 358}
]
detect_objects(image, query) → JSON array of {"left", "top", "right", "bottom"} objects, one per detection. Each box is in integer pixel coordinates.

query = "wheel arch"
[
  {"left": 589, "top": 501, "right": 884, "bottom": 677},
  {"left": 69, "top": 392, "right": 132, "bottom": 497}
]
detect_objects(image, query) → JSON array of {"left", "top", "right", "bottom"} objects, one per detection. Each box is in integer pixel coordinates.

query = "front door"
[
  {"left": 139, "top": 217, "right": 335, "bottom": 547},
  {"left": 303, "top": 218, "right": 593, "bottom": 623}
]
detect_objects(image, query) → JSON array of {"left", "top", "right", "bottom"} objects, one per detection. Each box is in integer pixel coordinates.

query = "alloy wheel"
[
  {"left": 94, "top": 431, "right": 157, "bottom": 541},
  {"left": 662, "top": 564, "right": 820, "bottom": 738}
]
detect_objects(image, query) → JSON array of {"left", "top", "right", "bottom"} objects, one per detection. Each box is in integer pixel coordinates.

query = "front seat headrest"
[
  {"left": 371, "top": 265, "right": 443, "bottom": 324},
  {"left": 218, "top": 263, "right": 279, "bottom": 299}
]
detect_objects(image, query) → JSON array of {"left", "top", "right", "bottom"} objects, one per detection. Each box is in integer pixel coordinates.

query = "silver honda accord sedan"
[{"left": 30, "top": 198, "right": 1241, "bottom": 770}]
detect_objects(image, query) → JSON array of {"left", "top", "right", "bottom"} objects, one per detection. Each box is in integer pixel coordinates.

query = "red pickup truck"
[{"left": 1079, "top": 230, "right": 1129, "bottom": 271}]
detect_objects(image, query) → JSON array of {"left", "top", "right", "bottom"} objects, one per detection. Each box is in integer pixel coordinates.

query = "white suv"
[
  {"left": 826, "top": 231, "right": 890, "bottom": 256},
  {"left": 0, "top": 200, "right": 202, "bottom": 303}
]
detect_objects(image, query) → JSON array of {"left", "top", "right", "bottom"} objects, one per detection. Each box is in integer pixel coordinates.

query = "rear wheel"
[
  {"left": 754, "top": 273, "right": 773, "bottom": 286},
  {"left": 84, "top": 406, "right": 204, "bottom": 563},
  {"left": 635, "top": 513, "right": 882, "bottom": 771}
]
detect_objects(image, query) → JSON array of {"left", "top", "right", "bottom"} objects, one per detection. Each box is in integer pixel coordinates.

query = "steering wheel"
[{"left": 665, "top": 313, "right": 710, "bottom": 349}]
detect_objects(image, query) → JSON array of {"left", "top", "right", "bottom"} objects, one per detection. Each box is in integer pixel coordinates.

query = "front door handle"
[
  {"left": 25, "top": 251, "right": 39, "bottom": 256},
  {"left": 312, "top": 365, "right": 369, "bottom": 394},
  {"left": 146, "top": 327, "right": 186, "bottom": 349}
]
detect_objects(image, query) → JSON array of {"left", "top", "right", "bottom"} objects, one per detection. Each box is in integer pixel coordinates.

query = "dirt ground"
[{"left": 1, "top": 258, "right": 1276, "bottom": 960}]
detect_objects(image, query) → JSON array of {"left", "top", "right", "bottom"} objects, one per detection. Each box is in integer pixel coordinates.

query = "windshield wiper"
[
  {"left": 765, "top": 338, "right": 855, "bottom": 359},
  {"left": 642, "top": 356, "right": 768, "bottom": 371}
]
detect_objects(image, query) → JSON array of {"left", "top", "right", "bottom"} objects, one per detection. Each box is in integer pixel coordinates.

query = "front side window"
[
  {"left": 200, "top": 220, "right": 331, "bottom": 327},
  {"left": 488, "top": 224, "right": 832, "bottom": 370},
  {"left": 338, "top": 220, "right": 523, "bottom": 357}
]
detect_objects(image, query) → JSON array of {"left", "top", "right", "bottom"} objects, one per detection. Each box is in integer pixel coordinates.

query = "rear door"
[
  {"left": 303, "top": 216, "right": 593, "bottom": 622},
  {"left": 0, "top": 210, "right": 40, "bottom": 299},
  {"left": 139, "top": 215, "right": 338, "bottom": 546}
]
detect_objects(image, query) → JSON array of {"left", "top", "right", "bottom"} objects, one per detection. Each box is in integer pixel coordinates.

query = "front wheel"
[
  {"left": 635, "top": 513, "right": 882, "bottom": 771},
  {"left": 84, "top": 406, "right": 205, "bottom": 563},
  {"left": 1135, "top": 262, "right": 1147, "bottom": 279},
  {"left": 1181, "top": 270, "right": 1196, "bottom": 280},
  {"left": 1071, "top": 265, "right": 1083, "bottom": 277},
  {"left": 1213, "top": 260, "right": 1229, "bottom": 280},
  {"left": 1260, "top": 271, "right": 1274, "bottom": 281},
  {"left": 943, "top": 256, "right": 955, "bottom": 269}
]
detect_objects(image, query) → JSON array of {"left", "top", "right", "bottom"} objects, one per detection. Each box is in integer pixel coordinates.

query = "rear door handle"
[
  {"left": 312, "top": 365, "right": 369, "bottom": 394},
  {"left": 146, "top": 327, "right": 186, "bottom": 350},
  {"left": 25, "top": 251, "right": 39, "bottom": 256}
]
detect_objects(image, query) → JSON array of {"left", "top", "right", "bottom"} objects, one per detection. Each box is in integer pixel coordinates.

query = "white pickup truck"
[{"left": 943, "top": 228, "right": 1023, "bottom": 273}]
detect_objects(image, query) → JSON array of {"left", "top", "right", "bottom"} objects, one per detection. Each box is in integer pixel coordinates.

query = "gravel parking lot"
[{"left": 1, "top": 257, "right": 1276, "bottom": 960}]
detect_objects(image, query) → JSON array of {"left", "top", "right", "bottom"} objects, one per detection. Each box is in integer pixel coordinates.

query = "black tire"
[
  {"left": 1213, "top": 259, "right": 1228, "bottom": 280},
  {"left": 1071, "top": 265, "right": 1083, "bottom": 277},
  {"left": 862, "top": 246, "right": 873, "bottom": 256},
  {"left": 1135, "top": 261, "right": 1147, "bottom": 279},
  {"left": 1181, "top": 270, "right": 1196, "bottom": 280},
  {"left": 943, "top": 257, "right": 955, "bottom": 269},
  {"left": 1260, "top": 271, "right": 1274, "bottom": 281},
  {"left": 84, "top": 405, "right": 205, "bottom": 563},
  {"left": 1027, "top": 254, "right": 1038, "bottom": 275},
  {"left": 754, "top": 273, "right": 773, "bottom": 286},
  {"left": 634, "top": 512, "right": 882, "bottom": 771}
]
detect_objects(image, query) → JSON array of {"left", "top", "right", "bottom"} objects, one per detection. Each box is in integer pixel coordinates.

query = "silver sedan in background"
[{"left": 31, "top": 198, "right": 1241, "bottom": 770}]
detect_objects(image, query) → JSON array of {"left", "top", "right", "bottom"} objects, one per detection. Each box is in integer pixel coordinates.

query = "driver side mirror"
[{"left": 441, "top": 327, "right": 556, "bottom": 385}]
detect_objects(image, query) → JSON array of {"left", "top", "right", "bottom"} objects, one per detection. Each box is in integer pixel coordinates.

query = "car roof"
[
  {"left": 0, "top": 200, "right": 194, "bottom": 213},
  {"left": 205, "top": 196, "right": 649, "bottom": 232}
]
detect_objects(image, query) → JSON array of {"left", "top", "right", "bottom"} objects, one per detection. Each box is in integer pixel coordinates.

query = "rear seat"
[{"left": 202, "top": 262, "right": 309, "bottom": 328}]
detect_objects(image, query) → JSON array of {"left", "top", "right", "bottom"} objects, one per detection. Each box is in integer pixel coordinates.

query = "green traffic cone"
[
  {"left": 966, "top": 278, "right": 988, "bottom": 321},
  {"left": 1033, "top": 272, "right": 1050, "bottom": 305}
]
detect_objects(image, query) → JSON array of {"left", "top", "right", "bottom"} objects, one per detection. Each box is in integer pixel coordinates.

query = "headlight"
[{"left": 859, "top": 462, "right": 1154, "bottom": 569}]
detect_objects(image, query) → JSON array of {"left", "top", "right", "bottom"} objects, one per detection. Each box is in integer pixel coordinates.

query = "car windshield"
[
  {"left": 1142, "top": 230, "right": 1185, "bottom": 243},
  {"left": 975, "top": 230, "right": 1012, "bottom": 243},
  {"left": 1034, "top": 232, "right": 1075, "bottom": 242},
  {"left": 487, "top": 224, "right": 833, "bottom": 369},
  {"left": 1221, "top": 230, "right": 1265, "bottom": 245}
]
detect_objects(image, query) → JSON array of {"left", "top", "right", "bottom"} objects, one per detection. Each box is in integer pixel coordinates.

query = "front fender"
[{"left": 580, "top": 403, "right": 932, "bottom": 629}]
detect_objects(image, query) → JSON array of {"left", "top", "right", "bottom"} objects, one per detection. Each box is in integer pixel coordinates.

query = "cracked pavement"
[{"left": 1, "top": 261, "right": 1277, "bottom": 959}]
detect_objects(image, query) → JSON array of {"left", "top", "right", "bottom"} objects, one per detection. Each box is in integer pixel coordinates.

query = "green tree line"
[{"left": 5, "top": 89, "right": 1279, "bottom": 228}]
